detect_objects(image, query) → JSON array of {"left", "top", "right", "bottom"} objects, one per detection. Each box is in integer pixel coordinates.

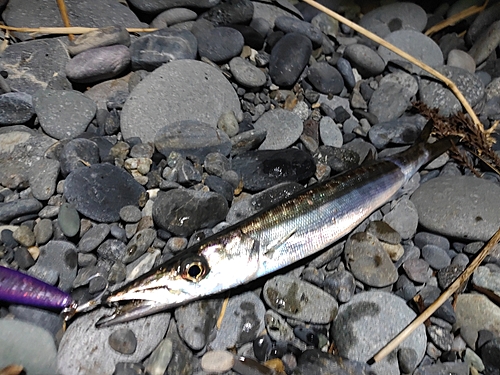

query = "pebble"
[
  {"left": 419, "top": 66, "right": 485, "bottom": 116},
  {"left": 59, "top": 138, "right": 100, "bottom": 177},
  {"left": 122, "top": 228, "right": 156, "bottom": 264},
  {"left": 57, "top": 308, "right": 170, "bottom": 375},
  {"left": 0, "top": 319, "right": 57, "bottom": 375},
  {"left": 269, "top": 33, "right": 312, "bottom": 87},
  {"left": 66, "top": 45, "right": 131, "bottom": 84},
  {"left": 383, "top": 196, "right": 419, "bottom": 240},
  {"left": 77, "top": 223, "right": 110, "bottom": 253},
  {"left": 378, "top": 30, "right": 443, "bottom": 74},
  {"left": 229, "top": 57, "right": 267, "bottom": 88},
  {"left": 264, "top": 309, "right": 295, "bottom": 342},
  {"left": 469, "top": 20, "right": 500, "bottom": 65},
  {"left": 28, "top": 158, "right": 60, "bottom": 201},
  {"left": 323, "top": 268, "right": 355, "bottom": 303},
  {"left": 150, "top": 8, "right": 197, "bottom": 28},
  {"left": 293, "top": 349, "right": 374, "bottom": 375},
  {"left": 318, "top": 117, "right": 342, "bottom": 148},
  {"left": 421, "top": 244, "right": 451, "bottom": 270},
  {"left": 0, "top": 198, "right": 43, "bottom": 222},
  {"left": 253, "top": 108, "right": 303, "bottom": 150},
  {"left": 411, "top": 175, "right": 500, "bottom": 241},
  {"left": 307, "top": 62, "right": 344, "bottom": 95},
  {"left": 153, "top": 189, "right": 228, "bottom": 236},
  {"left": 209, "top": 291, "right": 266, "bottom": 350},
  {"left": 13, "top": 225, "right": 36, "bottom": 247},
  {"left": 403, "top": 258, "right": 432, "bottom": 283},
  {"left": 108, "top": 329, "right": 138, "bottom": 355},
  {"left": 200, "top": 350, "right": 235, "bottom": 373},
  {"left": 203, "top": 0, "right": 253, "bottom": 25},
  {"left": 0, "top": 92, "right": 34, "bottom": 125},
  {"left": 175, "top": 299, "right": 222, "bottom": 351},
  {"left": 414, "top": 231, "right": 450, "bottom": 251},
  {"left": 34, "top": 218, "right": 53, "bottom": 245},
  {"left": 58, "top": 203, "right": 80, "bottom": 237},
  {"left": 143, "top": 338, "right": 173, "bottom": 375},
  {"left": 368, "top": 82, "right": 412, "bottom": 123},
  {"left": 198, "top": 27, "right": 244, "bottom": 63},
  {"left": 331, "top": 291, "right": 426, "bottom": 375},
  {"left": 130, "top": 29, "right": 197, "bottom": 71},
  {"left": 447, "top": 49, "right": 476, "bottom": 73},
  {"left": 419, "top": 285, "right": 456, "bottom": 324},
  {"left": 343, "top": 44, "right": 386, "bottom": 78},
  {"left": 481, "top": 338, "right": 500, "bottom": 372},
  {"left": 33, "top": 89, "right": 97, "bottom": 140},
  {"left": 274, "top": 16, "right": 323, "bottom": 46},
  {"left": 155, "top": 120, "right": 231, "bottom": 161},
  {"left": 345, "top": 232, "right": 398, "bottom": 287},
  {"left": 231, "top": 149, "right": 315, "bottom": 191},
  {"left": 414, "top": 362, "right": 468, "bottom": 375},
  {"left": 121, "top": 60, "right": 241, "bottom": 143},
  {"left": 64, "top": 163, "right": 145, "bottom": 223},
  {"left": 262, "top": 275, "right": 338, "bottom": 324},
  {"left": 472, "top": 266, "right": 500, "bottom": 301},
  {"left": 67, "top": 26, "right": 130, "bottom": 56}
]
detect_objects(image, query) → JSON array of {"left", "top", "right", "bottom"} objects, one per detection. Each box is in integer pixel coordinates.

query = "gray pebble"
[
  {"left": 29, "top": 158, "right": 60, "bottom": 201},
  {"left": 67, "top": 26, "right": 130, "bottom": 56},
  {"left": 421, "top": 244, "right": 451, "bottom": 270},
  {"left": 447, "top": 49, "right": 476, "bottom": 73},
  {"left": 58, "top": 203, "right": 80, "bottom": 237},
  {"left": 414, "top": 231, "right": 450, "bottom": 251},
  {"left": 109, "top": 328, "right": 138, "bottom": 355},
  {"left": 60, "top": 138, "right": 100, "bottom": 177},
  {"left": 368, "top": 82, "right": 411, "bottom": 123},
  {"left": 383, "top": 196, "right": 418, "bottom": 240},
  {"left": 264, "top": 309, "right": 295, "bottom": 342},
  {"left": 123, "top": 228, "right": 156, "bottom": 264},
  {"left": 78, "top": 223, "right": 110, "bottom": 253},
  {"left": 0, "top": 92, "right": 34, "bottom": 125},
  {"left": 343, "top": 44, "right": 385, "bottom": 77},
  {"left": 323, "top": 268, "right": 355, "bottom": 303},
  {"left": 144, "top": 338, "right": 173, "bottom": 375},
  {"left": 229, "top": 57, "right": 267, "bottom": 88},
  {"left": 403, "top": 258, "right": 432, "bottom": 283},
  {"left": 307, "top": 62, "right": 344, "bottom": 95},
  {"left": 253, "top": 108, "right": 303, "bottom": 150},
  {"left": 0, "top": 198, "right": 42, "bottom": 222},
  {"left": 119, "top": 205, "right": 142, "bottom": 223},
  {"left": 150, "top": 8, "right": 197, "bottom": 28},
  {"left": 34, "top": 218, "right": 53, "bottom": 245},
  {"left": 198, "top": 27, "right": 244, "bottom": 63},
  {"left": 469, "top": 20, "right": 500, "bottom": 65}
]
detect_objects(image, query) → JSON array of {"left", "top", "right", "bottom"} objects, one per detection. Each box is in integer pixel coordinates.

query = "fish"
[
  {"left": 96, "top": 120, "right": 455, "bottom": 327},
  {"left": 0, "top": 265, "right": 105, "bottom": 320}
]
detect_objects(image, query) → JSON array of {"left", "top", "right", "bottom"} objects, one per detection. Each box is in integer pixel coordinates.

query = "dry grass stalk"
[
  {"left": 370, "top": 226, "right": 500, "bottom": 364},
  {"left": 301, "top": 0, "right": 484, "bottom": 134},
  {"left": 0, "top": 24, "right": 158, "bottom": 37},
  {"left": 425, "top": 0, "right": 489, "bottom": 36},
  {"left": 56, "top": 0, "right": 74, "bottom": 41}
]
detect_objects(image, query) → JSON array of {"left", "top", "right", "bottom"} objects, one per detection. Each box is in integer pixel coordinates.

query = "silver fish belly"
[{"left": 96, "top": 124, "right": 453, "bottom": 326}]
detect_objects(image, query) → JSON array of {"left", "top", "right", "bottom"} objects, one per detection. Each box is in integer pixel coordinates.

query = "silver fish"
[{"left": 97, "top": 121, "right": 454, "bottom": 327}]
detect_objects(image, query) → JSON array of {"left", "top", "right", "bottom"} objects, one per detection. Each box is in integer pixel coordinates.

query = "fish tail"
[{"left": 385, "top": 120, "right": 457, "bottom": 180}]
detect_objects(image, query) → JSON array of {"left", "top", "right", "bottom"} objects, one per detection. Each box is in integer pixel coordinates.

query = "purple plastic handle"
[{"left": 0, "top": 265, "right": 72, "bottom": 310}]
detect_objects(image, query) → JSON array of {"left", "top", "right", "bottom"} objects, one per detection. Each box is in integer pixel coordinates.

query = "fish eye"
[{"left": 181, "top": 257, "right": 208, "bottom": 282}]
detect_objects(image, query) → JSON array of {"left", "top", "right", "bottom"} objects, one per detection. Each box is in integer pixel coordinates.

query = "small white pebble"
[{"left": 201, "top": 350, "right": 235, "bottom": 373}]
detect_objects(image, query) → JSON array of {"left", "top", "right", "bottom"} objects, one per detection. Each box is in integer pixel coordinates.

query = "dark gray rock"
[
  {"left": 108, "top": 328, "right": 137, "bottom": 355},
  {"left": 269, "top": 33, "right": 312, "bottom": 87},
  {"left": 368, "top": 82, "right": 411, "bottom": 123},
  {"left": 230, "top": 129, "right": 267, "bottom": 156},
  {"left": 232, "top": 148, "right": 315, "bottom": 192},
  {"left": 294, "top": 349, "right": 374, "bottom": 375},
  {"left": 323, "top": 268, "right": 355, "bottom": 303},
  {"left": 0, "top": 92, "right": 34, "bottom": 125},
  {"left": 153, "top": 189, "right": 228, "bottom": 236},
  {"left": 343, "top": 44, "right": 386, "bottom": 78},
  {"left": 33, "top": 89, "right": 96, "bottom": 140},
  {"left": 130, "top": 29, "right": 197, "bottom": 71},
  {"left": 413, "top": 362, "right": 468, "bottom": 375},
  {"left": 64, "top": 163, "right": 145, "bottom": 223},
  {"left": 127, "top": 0, "right": 218, "bottom": 13},
  {"left": 403, "top": 258, "right": 432, "bottom": 283},
  {"left": 419, "top": 285, "right": 456, "bottom": 323},
  {"left": 307, "top": 62, "right": 344, "bottom": 95},
  {"left": 66, "top": 45, "right": 131, "bottom": 84},
  {"left": 274, "top": 16, "right": 323, "bottom": 45},
  {"left": 59, "top": 138, "right": 100, "bottom": 177},
  {"left": 469, "top": 20, "right": 500, "bottom": 65},
  {"left": 78, "top": 223, "right": 110, "bottom": 253},
  {"left": 97, "top": 239, "right": 127, "bottom": 261},
  {"left": 121, "top": 60, "right": 241, "bottom": 144},
  {"left": 0, "top": 198, "right": 42, "bottom": 223},
  {"left": 150, "top": 8, "right": 198, "bottom": 29},
  {"left": 155, "top": 120, "right": 231, "bottom": 161},
  {"left": 0, "top": 39, "right": 69, "bottom": 94},
  {"left": 414, "top": 231, "right": 450, "bottom": 251},
  {"left": 202, "top": 0, "right": 254, "bottom": 25},
  {"left": 123, "top": 228, "right": 156, "bottom": 264},
  {"left": 368, "top": 115, "right": 426, "bottom": 148},
  {"left": 421, "top": 244, "right": 451, "bottom": 270},
  {"left": 197, "top": 27, "right": 244, "bottom": 63}
]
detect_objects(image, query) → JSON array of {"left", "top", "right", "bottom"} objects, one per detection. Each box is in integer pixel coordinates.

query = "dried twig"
[
  {"left": 0, "top": 25, "right": 158, "bottom": 36},
  {"left": 301, "top": 0, "right": 484, "bottom": 133},
  {"left": 425, "top": 0, "right": 489, "bottom": 36},
  {"left": 56, "top": 0, "right": 74, "bottom": 41},
  {"left": 370, "top": 226, "right": 500, "bottom": 364}
]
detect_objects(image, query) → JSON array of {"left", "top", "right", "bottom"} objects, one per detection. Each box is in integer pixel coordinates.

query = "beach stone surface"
[
  {"left": 411, "top": 176, "right": 500, "bottom": 241},
  {"left": 121, "top": 59, "right": 242, "bottom": 143}
]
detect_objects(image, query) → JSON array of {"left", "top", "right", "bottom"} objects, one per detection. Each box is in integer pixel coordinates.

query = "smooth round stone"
[
  {"left": 77, "top": 223, "right": 110, "bottom": 253},
  {"left": 197, "top": 27, "right": 244, "bottom": 63},
  {"left": 229, "top": 57, "right": 267, "bottom": 88},
  {"left": 253, "top": 108, "right": 303, "bottom": 150},
  {"left": 58, "top": 203, "right": 80, "bottom": 237},
  {"left": 130, "top": 29, "right": 197, "bottom": 71},
  {"left": 411, "top": 175, "right": 500, "bottom": 241},
  {"left": 368, "top": 115, "right": 426, "bottom": 148},
  {"left": 29, "top": 158, "right": 60, "bottom": 201},
  {"left": 323, "top": 269, "right": 356, "bottom": 303},
  {"left": 122, "top": 228, "right": 156, "bottom": 264},
  {"left": 150, "top": 8, "right": 197, "bottom": 28},
  {"left": 33, "top": 89, "right": 96, "bottom": 140},
  {"left": 155, "top": 120, "right": 231, "bottom": 161},
  {"left": 0, "top": 319, "right": 57, "bottom": 375},
  {"left": 331, "top": 291, "right": 426, "bottom": 375},
  {"left": 231, "top": 148, "right": 315, "bottom": 192},
  {"left": 383, "top": 197, "right": 418, "bottom": 240},
  {"left": 336, "top": 57, "right": 356, "bottom": 89},
  {"left": 128, "top": 0, "right": 217, "bottom": 13},
  {"left": 472, "top": 266, "right": 500, "bottom": 301},
  {"left": 421, "top": 244, "right": 451, "bottom": 270},
  {"left": 307, "top": 62, "right": 344, "bottom": 95},
  {"left": 378, "top": 30, "right": 443, "bottom": 74},
  {"left": 119, "top": 205, "right": 142, "bottom": 223},
  {"left": 204, "top": 152, "right": 231, "bottom": 177},
  {"left": 0, "top": 39, "right": 69, "bottom": 94},
  {"left": 447, "top": 49, "right": 476, "bottom": 73},
  {"left": 209, "top": 291, "right": 266, "bottom": 350},
  {"left": 0, "top": 92, "right": 34, "bottom": 125},
  {"left": 419, "top": 65, "right": 485, "bottom": 117},
  {"left": 66, "top": 45, "right": 131, "bottom": 84},
  {"left": 482, "top": 338, "right": 500, "bottom": 370},
  {"left": 319, "top": 116, "right": 343, "bottom": 148},
  {"left": 34, "top": 219, "right": 53, "bottom": 245},
  {"left": 368, "top": 82, "right": 412, "bottom": 123},
  {"left": 379, "top": 70, "right": 418, "bottom": 98},
  {"left": 359, "top": 2, "right": 427, "bottom": 40},
  {"left": 67, "top": 26, "right": 130, "bottom": 56},
  {"left": 269, "top": 33, "right": 312, "bottom": 87},
  {"left": 121, "top": 60, "right": 241, "bottom": 143},
  {"left": 263, "top": 275, "right": 338, "bottom": 324},
  {"left": 403, "top": 258, "right": 432, "bottom": 283},
  {"left": 64, "top": 163, "right": 145, "bottom": 223},
  {"left": 274, "top": 16, "right": 323, "bottom": 45},
  {"left": 469, "top": 20, "right": 500, "bottom": 65},
  {"left": 143, "top": 338, "right": 173, "bottom": 375},
  {"left": 265, "top": 310, "right": 295, "bottom": 342},
  {"left": 203, "top": 0, "right": 254, "bottom": 25},
  {"left": 57, "top": 308, "right": 170, "bottom": 375},
  {"left": 0, "top": 198, "right": 42, "bottom": 223},
  {"left": 201, "top": 351, "right": 235, "bottom": 373},
  {"left": 108, "top": 328, "right": 137, "bottom": 355},
  {"left": 414, "top": 231, "right": 450, "bottom": 251},
  {"left": 59, "top": 138, "right": 100, "bottom": 177},
  {"left": 343, "top": 44, "right": 386, "bottom": 78},
  {"left": 345, "top": 232, "right": 398, "bottom": 287},
  {"left": 227, "top": 24, "right": 266, "bottom": 50},
  {"left": 466, "top": 2, "right": 500, "bottom": 45},
  {"left": 153, "top": 189, "right": 228, "bottom": 237}
]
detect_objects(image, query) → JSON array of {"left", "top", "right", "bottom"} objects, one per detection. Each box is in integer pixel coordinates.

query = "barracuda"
[{"left": 96, "top": 121, "right": 454, "bottom": 327}]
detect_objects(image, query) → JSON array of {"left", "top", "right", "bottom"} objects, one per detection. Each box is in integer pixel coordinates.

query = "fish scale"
[{"left": 96, "top": 120, "right": 455, "bottom": 327}]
